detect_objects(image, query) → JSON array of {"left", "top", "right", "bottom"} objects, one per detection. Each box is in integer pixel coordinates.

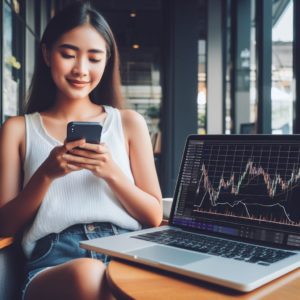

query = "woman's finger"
[
  {"left": 66, "top": 163, "right": 82, "bottom": 171},
  {"left": 76, "top": 142, "right": 107, "bottom": 154},
  {"left": 64, "top": 138, "right": 86, "bottom": 151},
  {"left": 68, "top": 148, "right": 100, "bottom": 159},
  {"left": 63, "top": 153, "right": 99, "bottom": 165}
]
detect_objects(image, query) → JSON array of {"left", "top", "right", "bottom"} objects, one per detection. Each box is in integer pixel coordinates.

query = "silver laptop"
[{"left": 81, "top": 135, "right": 300, "bottom": 292}]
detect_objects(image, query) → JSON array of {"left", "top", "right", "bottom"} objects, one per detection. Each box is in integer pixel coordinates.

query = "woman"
[{"left": 0, "top": 2, "right": 162, "bottom": 299}]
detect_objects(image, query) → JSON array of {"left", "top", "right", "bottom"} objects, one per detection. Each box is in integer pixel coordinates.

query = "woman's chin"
[{"left": 59, "top": 88, "right": 92, "bottom": 101}]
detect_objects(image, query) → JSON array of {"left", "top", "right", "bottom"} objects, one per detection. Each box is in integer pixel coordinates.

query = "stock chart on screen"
[{"left": 174, "top": 138, "right": 300, "bottom": 228}]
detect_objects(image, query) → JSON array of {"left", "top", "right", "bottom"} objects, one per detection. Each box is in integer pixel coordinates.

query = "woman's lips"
[{"left": 67, "top": 79, "right": 90, "bottom": 88}]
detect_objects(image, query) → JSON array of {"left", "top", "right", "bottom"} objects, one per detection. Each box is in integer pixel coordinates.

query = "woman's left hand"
[{"left": 62, "top": 142, "right": 117, "bottom": 179}]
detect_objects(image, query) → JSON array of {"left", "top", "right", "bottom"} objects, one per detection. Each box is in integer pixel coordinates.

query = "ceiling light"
[{"left": 132, "top": 43, "right": 140, "bottom": 49}]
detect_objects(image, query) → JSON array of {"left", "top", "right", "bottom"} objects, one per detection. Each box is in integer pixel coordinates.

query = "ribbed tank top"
[{"left": 22, "top": 105, "right": 141, "bottom": 258}]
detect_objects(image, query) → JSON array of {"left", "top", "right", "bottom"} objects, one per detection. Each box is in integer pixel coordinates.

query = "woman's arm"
[
  {"left": 0, "top": 116, "right": 49, "bottom": 236},
  {"left": 0, "top": 117, "right": 84, "bottom": 236},
  {"left": 63, "top": 110, "right": 163, "bottom": 227},
  {"left": 117, "top": 109, "right": 163, "bottom": 226}
]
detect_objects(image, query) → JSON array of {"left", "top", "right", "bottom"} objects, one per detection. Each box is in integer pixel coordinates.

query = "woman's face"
[{"left": 44, "top": 23, "right": 108, "bottom": 102}]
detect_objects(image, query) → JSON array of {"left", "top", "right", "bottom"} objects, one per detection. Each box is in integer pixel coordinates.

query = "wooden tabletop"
[
  {"left": 0, "top": 237, "right": 14, "bottom": 250},
  {"left": 106, "top": 259, "right": 300, "bottom": 300}
]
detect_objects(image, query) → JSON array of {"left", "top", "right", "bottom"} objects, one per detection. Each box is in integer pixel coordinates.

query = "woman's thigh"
[
  {"left": 22, "top": 223, "right": 130, "bottom": 299},
  {"left": 25, "top": 258, "right": 113, "bottom": 300}
]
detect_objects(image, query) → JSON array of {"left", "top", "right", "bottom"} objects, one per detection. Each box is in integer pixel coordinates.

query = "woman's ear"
[{"left": 42, "top": 44, "right": 50, "bottom": 67}]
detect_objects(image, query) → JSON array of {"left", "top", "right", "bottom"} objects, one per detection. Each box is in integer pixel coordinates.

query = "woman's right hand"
[{"left": 40, "top": 139, "right": 86, "bottom": 180}]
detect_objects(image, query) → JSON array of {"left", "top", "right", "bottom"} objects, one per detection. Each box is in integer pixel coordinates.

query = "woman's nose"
[{"left": 72, "top": 57, "right": 88, "bottom": 77}]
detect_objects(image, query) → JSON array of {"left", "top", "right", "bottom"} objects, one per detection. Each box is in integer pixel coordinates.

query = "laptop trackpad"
[{"left": 127, "top": 245, "right": 209, "bottom": 266}]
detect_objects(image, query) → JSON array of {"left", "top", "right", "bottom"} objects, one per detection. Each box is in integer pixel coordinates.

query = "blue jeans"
[{"left": 21, "top": 222, "right": 131, "bottom": 300}]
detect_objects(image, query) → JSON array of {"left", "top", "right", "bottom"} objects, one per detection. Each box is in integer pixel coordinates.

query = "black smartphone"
[{"left": 67, "top": 121, "right": 102, "bottom": 144}]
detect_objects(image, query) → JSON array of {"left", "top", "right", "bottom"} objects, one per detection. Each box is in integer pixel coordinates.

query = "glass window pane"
[
  {"left": 271, "top": 0, "right": 294, "bottom": 134},
  {"left": 121, "top": 51, "right": 162, "bottom": 155},
  {"left": 119, "top": 9, "right": 162, "bottom": 156},
  {"left": 249, "top": 0, "right": 257, "bottom": 128},
  {"left": 197, "top": 40, "right": 206, "bottom": 134},
  {"left": 25, "top": 0, "right": 37, "bottom": 92},
  {"left": 225, "top": 0, "right": 255, "bottom": 134},
  {"left": 225, "top": 0, "right": 232, "bottom": 134},
  {"left": 2, "top": 2, "right": 21, "bottom": 121}
]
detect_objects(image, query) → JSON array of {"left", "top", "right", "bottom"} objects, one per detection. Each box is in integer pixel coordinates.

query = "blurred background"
[{"left": 1, "top": 0, "right": 299, "bottom": 196}]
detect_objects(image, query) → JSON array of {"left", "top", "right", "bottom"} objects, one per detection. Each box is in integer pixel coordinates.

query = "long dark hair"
[{"left": 25, "top": 1, "right": 123, "bottom": 113}]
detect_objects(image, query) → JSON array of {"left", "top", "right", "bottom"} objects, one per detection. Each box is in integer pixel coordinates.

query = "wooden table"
[{"left": 106, "top": 259, "right": 300, "bottom": 300}]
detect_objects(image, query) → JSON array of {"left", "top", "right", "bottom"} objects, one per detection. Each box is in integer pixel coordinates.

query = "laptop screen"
[{"left": 170, "top": 135, "right": 300, "bottom": 248}]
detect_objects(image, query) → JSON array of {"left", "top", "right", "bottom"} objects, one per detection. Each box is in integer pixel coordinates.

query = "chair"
[{"left": 0, "top": 240, "right": 25, "bottom": 300}]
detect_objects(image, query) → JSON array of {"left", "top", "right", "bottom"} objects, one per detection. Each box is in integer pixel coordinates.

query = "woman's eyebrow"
[{"left": 59, "top": 43, "right": 105, "bottom": 53}]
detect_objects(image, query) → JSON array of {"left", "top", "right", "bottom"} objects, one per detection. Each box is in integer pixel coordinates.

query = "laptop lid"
[{"left": 168, "top": 134, "right": 300, "bottom": 249}]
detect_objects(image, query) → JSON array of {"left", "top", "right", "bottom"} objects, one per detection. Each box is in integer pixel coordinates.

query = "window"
[
  {"left": 2, "top": 0, "right": 23, "bottom": 122},
  {"left": 121, "top": 52, "right": 162, "bottom": 155},
  {"left": 197, "top": 40, "right": 207, "bottom": 134},
  {"left": 271, "top": 0, "right": 294, "bottom": 134}
]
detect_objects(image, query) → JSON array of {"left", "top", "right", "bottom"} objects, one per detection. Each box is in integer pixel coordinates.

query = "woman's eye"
[
  {"left": 89, "top": 58, "right": 101, "bottom": 63},
  {"left": 61, "top": 53, "right": 75, "bottom": 59}
]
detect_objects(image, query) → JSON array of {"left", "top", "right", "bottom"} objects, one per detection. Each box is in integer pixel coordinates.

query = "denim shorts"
[{"left": 21, "top": 222, "right": 131, "bottom": 300}]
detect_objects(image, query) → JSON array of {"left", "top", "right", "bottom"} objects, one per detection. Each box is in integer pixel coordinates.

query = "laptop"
[{"left": 80, "top": 135, "right": 300, "bottom": 292}]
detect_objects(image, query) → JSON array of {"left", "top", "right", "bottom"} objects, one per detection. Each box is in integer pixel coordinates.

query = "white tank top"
[{"left": 22, "top": 105, "right": 141, "bottom": 258}]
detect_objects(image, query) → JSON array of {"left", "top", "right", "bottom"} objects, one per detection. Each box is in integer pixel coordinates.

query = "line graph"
[{"left": 185, "top": 141, "right": 300, "bottom": 226}]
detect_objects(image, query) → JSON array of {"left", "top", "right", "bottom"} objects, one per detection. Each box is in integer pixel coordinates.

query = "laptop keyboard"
[{"left": 132, "top": 229, "right": 296, "bottom": 266}]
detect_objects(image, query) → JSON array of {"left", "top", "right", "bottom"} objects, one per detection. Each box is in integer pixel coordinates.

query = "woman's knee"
[
  {"left": 26, "top": 258, "right": 108, "bottom": 300},
  {"left": 66, "top": 258, "right": 106, "bottom": 298}
]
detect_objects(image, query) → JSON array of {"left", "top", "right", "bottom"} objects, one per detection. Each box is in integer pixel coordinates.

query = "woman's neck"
[{"left": 45, "top": 98, "right": 104, "bottom": 122}]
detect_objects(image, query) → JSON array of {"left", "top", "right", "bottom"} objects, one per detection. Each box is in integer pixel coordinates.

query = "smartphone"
[{"left": 67, "top": 121, "right": 102, "bottom": 144}]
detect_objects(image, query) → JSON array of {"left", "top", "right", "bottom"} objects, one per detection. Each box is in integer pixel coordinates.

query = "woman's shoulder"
[
  {"left": 0, "top": 115, "right": 25, "bottom": 143},
  {"left": 1, "top": 115, "right": 25, "bottom": 132},
  {"left": 119, "top": 109, "right": 149, "bottom": 143},
  {"left": 119, "top": 109, "right": 146, "bottom": 128}
]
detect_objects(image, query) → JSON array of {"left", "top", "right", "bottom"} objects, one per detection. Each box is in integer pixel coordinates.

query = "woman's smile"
[{"left": 66, "top": 78, "right": 91, "bottom": 88}]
